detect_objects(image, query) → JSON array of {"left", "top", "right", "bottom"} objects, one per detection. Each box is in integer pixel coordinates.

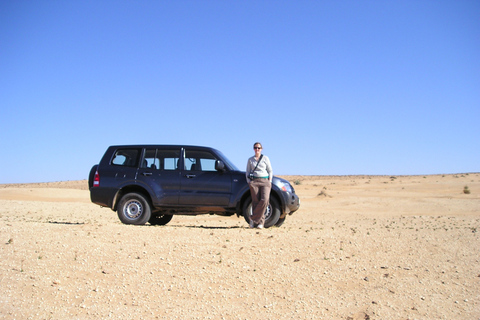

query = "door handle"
[
  {"left": 142, "top": 172, "right": 153, "bottom": 176},
  {"left": 185, "top": 174, "right": 196, "bottom": 179}
]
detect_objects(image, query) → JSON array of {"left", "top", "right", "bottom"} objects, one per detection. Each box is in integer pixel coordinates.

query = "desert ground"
[{"left": 0, "top": 174, "right": 479, "bottom": 319}]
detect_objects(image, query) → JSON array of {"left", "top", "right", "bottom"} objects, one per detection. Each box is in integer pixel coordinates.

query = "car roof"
[{"left": 108, "top": 145, "right": 221, "bottom": 151}]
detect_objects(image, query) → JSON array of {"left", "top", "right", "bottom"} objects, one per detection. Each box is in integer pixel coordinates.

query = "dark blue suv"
[{"left": 89, "top": 145, "right": 300, "bottom": 228}]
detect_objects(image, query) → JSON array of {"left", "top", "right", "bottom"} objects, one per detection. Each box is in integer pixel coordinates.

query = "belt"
[{"left": 253, "top": 176, "right": 269, "bottom": 179}]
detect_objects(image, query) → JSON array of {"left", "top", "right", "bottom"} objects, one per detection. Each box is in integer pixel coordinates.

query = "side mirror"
[{"left": 215, "top": 160, "right": 225, "bottom": 172}]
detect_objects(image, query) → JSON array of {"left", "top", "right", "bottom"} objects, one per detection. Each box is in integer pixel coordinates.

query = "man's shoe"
[
  {"left": 257, "top": 224, "right": 264, "bottom": 229},
  {"left": 249, "top": 221, "right": 255, "bottom": 228}
]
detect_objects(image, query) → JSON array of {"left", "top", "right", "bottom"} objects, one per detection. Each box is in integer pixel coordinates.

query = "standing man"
[{"left": 246, "top": 142, "right": 273, "bottom": 229}]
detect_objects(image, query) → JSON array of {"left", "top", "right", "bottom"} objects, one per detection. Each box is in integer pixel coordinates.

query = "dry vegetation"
[{"left": 1, "top": 174, "right": 479, "bottom": 319}]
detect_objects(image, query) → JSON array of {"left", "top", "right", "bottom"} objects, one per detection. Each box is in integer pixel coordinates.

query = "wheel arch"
[
  {"left": 236, "top": 188, "right": 284, "bottom": 217},
  {"left": 269, "top": 190, "right": 283, "bottom": 214},
  {"left": 113, "top": 185, "right": 153, "bottom": 211}
]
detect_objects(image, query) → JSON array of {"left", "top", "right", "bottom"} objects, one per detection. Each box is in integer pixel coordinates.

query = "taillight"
[{"left": 93, "top": 170, "right": 100, "bottom": 187}]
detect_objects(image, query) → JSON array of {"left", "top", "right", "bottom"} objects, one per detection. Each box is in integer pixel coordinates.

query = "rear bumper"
[{"left": 90, "top": 187, "right": 117, "bottom": 209}]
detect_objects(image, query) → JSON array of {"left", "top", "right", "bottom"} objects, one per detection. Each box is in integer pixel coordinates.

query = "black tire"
[
  {"left": 117, "top": 193, "right": 151, "bottom": 225},
  {"left": 275, "top": 217, "right": 285, "bottom": 227},
  {"left": 149, "top": 212, "right": 173, "bottom": 226},
  {"left": 242, "top": 196, "right": 280, "bottom": 228}
]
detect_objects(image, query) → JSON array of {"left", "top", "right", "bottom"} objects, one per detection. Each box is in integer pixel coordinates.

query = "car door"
[
  {"left": 136, "top": 147, "right": 181, "bottom": 206},
  {"left": 179, "top": 148, "right": 232, "bottom": 206}
]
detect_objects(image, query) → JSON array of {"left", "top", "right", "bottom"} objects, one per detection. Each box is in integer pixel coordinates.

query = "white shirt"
[{"left": 246, "top": 155, "right": 273, "bottom": 182}]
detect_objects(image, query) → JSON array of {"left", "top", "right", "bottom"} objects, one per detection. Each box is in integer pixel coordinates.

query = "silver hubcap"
[{"left": 124, "top": 200, "right": 143, "bottom": 219}]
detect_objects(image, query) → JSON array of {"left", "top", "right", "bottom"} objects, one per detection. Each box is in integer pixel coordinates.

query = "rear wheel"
[
  {"left": 149, "top": 212, "right": 173, "bottom": 225},
  {"left": 242, "top": 196, "right": 280, "bottom": 228},
  {"left": 117, "top": 193, "right": 151, "bottom": 225}
]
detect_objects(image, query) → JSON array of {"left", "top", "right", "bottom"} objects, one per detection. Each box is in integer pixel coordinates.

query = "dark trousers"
[{"left": 248, "top": 179, "right": 271, "bottom": 225}]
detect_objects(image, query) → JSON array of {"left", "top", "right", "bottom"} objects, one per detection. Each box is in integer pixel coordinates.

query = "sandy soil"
[{"left": 1, "top": 174, "right": 479, "bottom": 319}]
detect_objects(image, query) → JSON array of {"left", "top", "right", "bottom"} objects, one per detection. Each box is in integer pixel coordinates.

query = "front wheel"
[
  {"left": 275, "top": 217, "right": 285, "bottom": 227},
  {"left": 117, "top": 193, "right": 151, "bottom": 225},
  {"left": 242, "top": 196, "right": 280, "bottom": 228}
]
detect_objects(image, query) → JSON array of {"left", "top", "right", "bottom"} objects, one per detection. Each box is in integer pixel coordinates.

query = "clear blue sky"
[{"left": 1, "top": 1, "right": 479, "bottom": 183}]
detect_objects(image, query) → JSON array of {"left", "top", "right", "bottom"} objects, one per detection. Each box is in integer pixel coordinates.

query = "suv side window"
[
  {"left": 185, "top": 150, "right": 217, "bottom": 172},
  {"left": 111, "top": 149, "right": 140, "bottom": 167},
  {"left": 143, "top": 148, "right": 180, "bottom": 170},
  {"left": 142, "top": 149, "right": 160, "bottom": 169},
  {"left": 160, "top": 149, "right": 181, "bottom": 171}
]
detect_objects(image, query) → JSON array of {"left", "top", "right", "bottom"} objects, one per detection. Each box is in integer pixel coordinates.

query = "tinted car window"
[
  {"left": 142, "top": 149, "right": 160, "bottom": 169},
  {"left": 185, "top": 150, "right": 217, "bottom": 172},
  {"left": 111, "top": 149, "right": 140, "bottom": 167},
  {"left": 142, "top": 148, "right": 180, "bottom": 170},
  {"left": 159, "top": 149, "right": 180, "bottom": 170}
]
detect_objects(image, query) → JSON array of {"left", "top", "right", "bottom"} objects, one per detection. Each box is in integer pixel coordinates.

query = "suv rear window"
[{"left": 111, "top": 149, "right": 140, "bottom": 167}]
